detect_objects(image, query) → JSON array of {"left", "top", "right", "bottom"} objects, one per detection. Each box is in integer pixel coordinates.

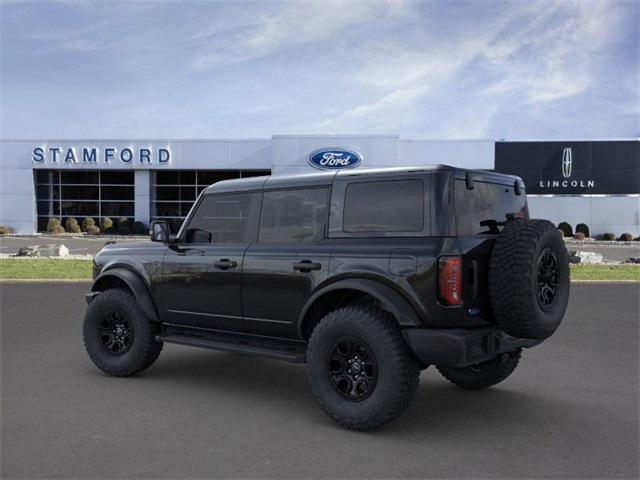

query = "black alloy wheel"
[
  {"left": 537, "top": 247, "right": 559, "bottom": 309},
  {"left": 328, "top": 337, "right": 378, "bottom": 401},
  {"left": 98, "top": 309, "right": 134, "bottom": 355}
]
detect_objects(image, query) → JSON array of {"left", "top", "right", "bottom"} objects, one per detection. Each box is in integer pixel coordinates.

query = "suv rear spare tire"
[{"left": 489, "top": 219, "right": 569, "bottom": 340}]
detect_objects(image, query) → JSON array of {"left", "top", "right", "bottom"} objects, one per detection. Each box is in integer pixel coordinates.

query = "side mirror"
[{"left": 150, "top": 220, "right": 170, "bottom": 243}]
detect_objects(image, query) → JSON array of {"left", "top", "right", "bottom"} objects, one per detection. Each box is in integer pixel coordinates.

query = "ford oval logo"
[{"left": 307, "top": 148, "right": 362, "bottom": 170}]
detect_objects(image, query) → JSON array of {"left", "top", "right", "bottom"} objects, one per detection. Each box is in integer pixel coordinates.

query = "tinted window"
[
  {"left": 259, "top": 188, "right": 329, "bottom": 243},
  {"left": 455, "top": 180, "right": 528, "bottom": 235},
  {"left": 185, "top": 193, "right": 257, "bottom": 244},
  {"left": 343, "top": 180, "right": 424, "bottom": 233}
]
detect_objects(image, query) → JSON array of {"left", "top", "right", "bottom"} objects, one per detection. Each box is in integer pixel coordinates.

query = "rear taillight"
[{"left": 438, "top": 256, "right": 462, "bottom": 306}]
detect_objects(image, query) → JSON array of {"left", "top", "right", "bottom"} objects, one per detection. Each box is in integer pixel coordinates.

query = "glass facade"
[
  {"left": 35, "top": 170, "right": 134, "bottom": 231},
  {"left": 151, "top": 169, "right": 269, "bottom": 232}
]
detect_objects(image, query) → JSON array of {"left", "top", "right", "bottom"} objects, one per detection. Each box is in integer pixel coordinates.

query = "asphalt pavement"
[{"left": 1, "top": 282, "right": 638, "bottom": 479}]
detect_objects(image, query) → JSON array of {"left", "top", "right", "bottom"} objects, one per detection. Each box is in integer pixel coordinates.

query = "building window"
[
  {"left": 151, "top": 170, "right": 269, "bottom": 233},
  {"left": 35, "top": 170, "right": 134, "bottom": 231}
]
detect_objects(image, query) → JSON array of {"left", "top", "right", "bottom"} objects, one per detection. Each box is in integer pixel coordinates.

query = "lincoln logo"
[
  {"left": 562, "top": 147, "right": 572, "bottom": 178},
  {"left": 538, "top": 147, "right": 595, "bottom": 189},
  {"left": 308, "top": 148, "right": 362, "bottom": 170}
]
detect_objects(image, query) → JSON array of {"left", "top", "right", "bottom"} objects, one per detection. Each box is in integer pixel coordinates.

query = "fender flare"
[
  {"left": 298, "top": 278, "right": 423, "bottom": 337},
  {"left": 91, "top": 267, "right": 159, "bottom": 322}
]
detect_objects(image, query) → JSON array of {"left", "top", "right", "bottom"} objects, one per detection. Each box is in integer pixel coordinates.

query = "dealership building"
[{"left": 0, "top": 136, "right": 638, "bottom": 235}]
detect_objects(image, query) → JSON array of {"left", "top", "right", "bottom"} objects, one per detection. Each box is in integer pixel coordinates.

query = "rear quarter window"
[{"left": 343, "top": 179, "right": 424, "bottom": 233}]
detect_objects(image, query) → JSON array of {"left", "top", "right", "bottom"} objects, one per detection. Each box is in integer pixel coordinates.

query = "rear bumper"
[{"left": 403, "top": 327, "right": 542, "bottom": 368}]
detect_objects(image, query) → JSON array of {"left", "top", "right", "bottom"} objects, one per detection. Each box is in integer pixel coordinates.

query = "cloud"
[
  {"left": 315, "top": 0, "right": 631, "bottom": 136},
  {"left": 1, "top": 0, "right": 637, "bottom": 139},
  {"left": 191, "top": 1, "right": 412, "bottom": 70},
  {"left": 482, "top": 0, "right": 622, "bottom": 102},
  {"left": 312, "top": 85, "right": 429, "bottom": 131}
]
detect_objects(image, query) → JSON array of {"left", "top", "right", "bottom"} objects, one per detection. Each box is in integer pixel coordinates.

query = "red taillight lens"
[{"left": 438, "top": 256, "right": 462, "bottom": 305}]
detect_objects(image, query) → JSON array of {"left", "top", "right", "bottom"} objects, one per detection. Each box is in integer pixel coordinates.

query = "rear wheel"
[
  {"left": 437, "top": 349, "right": 521, "bottom": 390},
  {"left": 306, "top": 305, "right": 420, "bottom": 431},
  {"left": 83, "top": 288, "right": 163, "bottom": 376}
]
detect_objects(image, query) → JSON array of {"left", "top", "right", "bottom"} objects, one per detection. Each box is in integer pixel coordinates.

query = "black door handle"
[
  {"left": 214, "top": 259, "right": 238, "bottom": 270},
  {"left": 293, "top": 260, "right": 321, "bottom": 272}
]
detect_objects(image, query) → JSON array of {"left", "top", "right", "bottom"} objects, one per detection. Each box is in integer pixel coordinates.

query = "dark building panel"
[{"left": 495, "top": 140, "right": 639, "bottom": 195}]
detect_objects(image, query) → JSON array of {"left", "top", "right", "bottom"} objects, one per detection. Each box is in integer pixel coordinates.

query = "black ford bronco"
[{"left": 83, "top": 166, "right": 569, "bottom": 430}]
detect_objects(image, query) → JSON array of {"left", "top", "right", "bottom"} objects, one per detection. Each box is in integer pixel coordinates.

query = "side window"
[
  {"left": 184, "top": 193, "right": 257, "bottom": 244},
  {"left": 343, "top": 179, "right": 424, "bottom": 233},
  {"left": 259, "top": 188, "right": 329, "bottom": 243}
]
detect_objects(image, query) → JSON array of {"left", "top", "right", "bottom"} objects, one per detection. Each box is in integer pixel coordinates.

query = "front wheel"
[
  {"left": 306, "top": 305, "right": 420, "bottom": 431},
  {"left": 83, "top": 288, "right": 163, "bottom": 377},
  {"left": 436, "top": 349, "right": 521, "bottom": 390}
]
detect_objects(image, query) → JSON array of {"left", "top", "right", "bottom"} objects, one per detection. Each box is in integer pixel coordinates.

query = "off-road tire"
[
  {"left": 306, "top": 305, "right": 420, "bottom": 431},
  {"left": 436, "top": 349, "right": 521, "bottom": 390},
  {"left": 489, "top": 219, "right": 569, "bottom": 339},
  {"left": 83, "top": 288, "right": 163, "bottom": 376}
]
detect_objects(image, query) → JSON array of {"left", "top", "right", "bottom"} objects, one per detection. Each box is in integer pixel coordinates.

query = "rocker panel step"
[{"left": 157, "top": 326, "right": 307, "bottom": 363}]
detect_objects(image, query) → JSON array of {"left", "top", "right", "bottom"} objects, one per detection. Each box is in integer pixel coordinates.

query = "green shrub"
[
  {"left": 573, "top": 232, "right": 586, "bottom": 240},
  {"left": 598, "top": 232, "right": 615, "bottom": 241},
  {"left": 0, "top": 224, "right": 13, "bottom": 234},
  {"left": 46, "top": 218, "right": 62, "bottom": 233},
  {"left": 65, "top": 217, "right": 78, "bottom": 229},
  {"left": 117, "top": 217, "right": 132, "bottom": 235},
  {"left": 575, "top": 223, "right": 590, "bottom": 238},
  {"left": 557, "top": 222, "right": 573, "bottom": 237},
  {"left": 618, "top": 233, "right": 634, "bottom": 242},
  {"left": 50, "top": 225, "right": 66, "bottom": 235},
  {"left": 557, "top": 229, "right": 565, "bottom": 238},
  {"left": 65, "top": 218, "right": 81, "bottom": 233},
  {"left": 132, "top": 221, "right": 146, "bottom": 235},
  {"left": 82, "top": 217, "right": 96, "bottom": 231},
  {"left": 100, "top": 217, "right": 116, "bottom": 233},
  {"left": 86, "top": 225, "right": 101, "bottom": 235}
]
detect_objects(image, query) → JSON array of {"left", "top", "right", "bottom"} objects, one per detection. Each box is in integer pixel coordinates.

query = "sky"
[{"left": 1, "top": 0, "right": 638, "bottom": 140}]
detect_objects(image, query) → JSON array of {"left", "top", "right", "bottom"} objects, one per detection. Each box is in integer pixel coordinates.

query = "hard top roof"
[{"left": 204, "top": 164, "right": 519, "bottom": 194}]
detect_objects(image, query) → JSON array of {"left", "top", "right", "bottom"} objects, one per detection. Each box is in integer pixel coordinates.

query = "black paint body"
[{"left": 91, "top": 166, "right": 532, "bottom": 365}]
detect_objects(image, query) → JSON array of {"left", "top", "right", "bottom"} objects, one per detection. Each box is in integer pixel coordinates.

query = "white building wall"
[
  {"left": 528, "top": 195, "right": 640, "bottom": 236},
  {"left": 271, "top": 135, "right": 400, "bottom": 176},
  {"left": 134, "top": 171, "right": 151, "bottom": 225},
  {"left": 0, "top": 142, "right": 37, "bottom": 233},
  {"left": 399, "top": 140, "right": 494, "bottom": 169},
  {"left": 1, "top": 137, "right": 638, "bottom": 236}
]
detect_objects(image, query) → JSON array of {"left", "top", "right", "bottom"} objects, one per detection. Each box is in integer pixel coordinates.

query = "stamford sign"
[
  {"left": 32, "top": 146, "right": 171, "bottom": 165},
  {"left": 308, "top": 147, "right": 362, "bottom": 170}
]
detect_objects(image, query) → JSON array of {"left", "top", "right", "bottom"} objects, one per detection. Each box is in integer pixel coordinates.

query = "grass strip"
[
  {"left": 569, "top": 263, "right": 640, "bottom": 281},
  {"left": 0, "top": 259, "right": 93, "bottom": 279},
  {"left": 0, "top": 259, "right": 638, "bottom": 281}
]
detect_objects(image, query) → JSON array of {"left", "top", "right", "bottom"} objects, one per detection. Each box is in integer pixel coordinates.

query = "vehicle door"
[
  {"left": 242, "top": 187, "right": 333, "bottom": 338},
  {"left": 161, "top": 191, "right": 261, "bottom": 331}
]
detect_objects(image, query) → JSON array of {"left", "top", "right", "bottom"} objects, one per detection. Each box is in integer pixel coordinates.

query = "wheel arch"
[
  {"left": 92, "top": 267, "right": 159, "bottom": 322},
  {"left": 298, "top": 278, "right": 422, "bottom": 339}
]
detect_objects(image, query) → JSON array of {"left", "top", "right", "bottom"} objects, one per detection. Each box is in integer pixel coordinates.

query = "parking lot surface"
[{"left": 1, "top": 282, "right": 638, "bottom": 479}]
